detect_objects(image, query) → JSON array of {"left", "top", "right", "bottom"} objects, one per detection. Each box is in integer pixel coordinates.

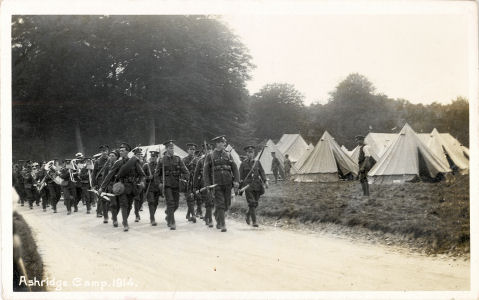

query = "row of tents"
[
  {"left": 257, "top": 124, "right": 469, "bottom": 184},
  {"left": 125, "top": 123, "right": 469, "bottom": 184}
]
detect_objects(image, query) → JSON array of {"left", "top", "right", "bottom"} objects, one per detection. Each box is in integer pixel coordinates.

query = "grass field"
[{"left": 230, "top": 176, "right": 470, "bottom": 255}]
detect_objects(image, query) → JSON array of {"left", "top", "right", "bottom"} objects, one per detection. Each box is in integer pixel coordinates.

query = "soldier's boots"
[
  {"left": 123, "top": 224, "right": 129, "bottom": 232},
  {"left": 43, "top": 208, "right": 47, "bottom": 212},
  {"left": 103, "top": 216, "right": 108, "bottom": 223},
  {"left": 74, "top": 205, "right": 78, "bottom": 212},
  {"left": 245, "top": 208, "right": 251, "bottom": 225},
  {"left": 186, "top": 210, "right": 191, "bottom": 220},
  {"left": 113, "top": 220, "right": 118, "bottom": 227},
  {"left": 151, "top": 218, "right": 157, "bottom": 226},
  {"left": 218, "top": 210, "right": 227, "bottom": 232},
  {"left": 67, "top": 210, "right": 71, "bottom": 215},
  {"left": 135, "top": 215, "right": 140, "bottom": 222},
  {"left": 53, "top": 208, "right": 57, "bottom": 213},
  {"left": 251, "top": 207, "right": 258, "bottom": 227},
  {"left": 87, "top": 209, "right": 91, "bottom": 214},
  {"left": 170, "top": 214, "right": 176, "bottom": 230}
]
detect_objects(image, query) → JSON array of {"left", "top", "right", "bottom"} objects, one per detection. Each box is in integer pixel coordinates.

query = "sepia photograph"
[{"left": 1, "top": 1, "right": 478, "bottom": 299}]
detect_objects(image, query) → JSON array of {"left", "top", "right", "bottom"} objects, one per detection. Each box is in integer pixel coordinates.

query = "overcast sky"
[{"left": 221, "top": 14, "right": 469, "bottom": 106}]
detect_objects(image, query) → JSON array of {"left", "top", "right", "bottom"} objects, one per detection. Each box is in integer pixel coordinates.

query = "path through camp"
[{"left": 17, "top": 202, "right": 469, "bottom": 291}]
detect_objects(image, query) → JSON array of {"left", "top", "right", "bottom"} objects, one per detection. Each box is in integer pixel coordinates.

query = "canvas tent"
[
  {"left": 256, "top": 139, "right": 285, "bottom": 176},
  {"left": 225, "top": 144, "right": 242, "bottom": 167},
  {"left": 295, "top": 131, "right": 358, "bottom": 182},
  {"left": 129, "top": 143, "right": 188, "bottom": 160},
  {"left": 419, "top": 129, "right": 469, "bottom": 174},
  {"left": 348, "top": 146, "right": 360, "bottom": 164},
  {"left": 368, "top": 124, "right": 451, "bottom": 184},
  {"left": 276, "top": 134, "right": 309, "bottom": 163},
  {"left": 291, "top": 142, "right": 315, "bottom": 174},
  {"left": 364, "top": 133, "right": 397, "bottom": 161}
]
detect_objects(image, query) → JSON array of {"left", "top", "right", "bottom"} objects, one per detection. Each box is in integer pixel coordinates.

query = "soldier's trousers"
[
  {"left": 185, "top": 191, "right": 196, "bottom": 215},
  {"left": 109, "top": 196, "right": 120, "bottom": 222},
  {"left": 146, "top": 190, "right": 161, "bottom": 221},
  {"left": 40, "top": 187, "right": 49, "bottom": 209},
  {"left": 272, "top": 168, "right": 279, "bottom": 182},
  {"left": 80, "top": 183, "right": 93, "bottom": 212},
  {"left": 245, "top": 190, "right": 261, "bottom": 208},
  {"left": 14, "top": 184, "right": 25, "bottom": 204},
  {"left": 61, "top": 185, "right": 74, "bottom": 213},
  {"left": 118, "top": 182, "right": 138, "bottom": 226},
  {"left": 195, "top": 193, "right": 203, "bottom": 214},
  {"left": 213, "top": 185, "right": 232, "bottom": 226},
  {"left": 33, "top": 189, "right": 40, "bottom": 205},
  {"left": 201, "top": 189, "right": 214, "bottom": 223},
  {"left": 24, "top": 187, "right": 34, "bottom": 208},
  {"left": 47, "top": 183, "right": 61, "bottom": 211},
  {"left": 95, "top": 194, "right": 104, "bottom": 217},
  {"left": 164, "top": 187, "right": 180, "bottom": 224}
]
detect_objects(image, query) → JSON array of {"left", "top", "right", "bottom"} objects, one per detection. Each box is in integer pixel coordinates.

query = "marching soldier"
[
  {"left": 355, "top": 135, "right": 375, "bottom": 197},
  {"left": 21, "top": 164, "right": 36, "bottom": 209},
  {"left": 183, "top": 143, "right": 199, "bottom": 223},
  {"left": 34, "top": 162, "right": 50, "bottom": 212},
  {"left": 13, "top": 164, "right": 25, "bottom": 206},
  {"left": 92, "top": 145, "right": 109, "bottom": 220},
  {"left": 271, "top": 152, "right": 281, "bottom": 183},
  {"left": 58, "top": 159, "right": 76, "bottom": 215},
  {"left": 132, "top": 147, "right": 144, "bottom": 223},
  {"left": 203, "top": 135, "right": 240, "bottom": 232},
  {"left": 143, "top": 150, "right": 161, "bottom": 226},
  {"left": 77, "top": 157, "right": 93, "bottom": 214},
  {"left": 100, "top": 143, "right": 146, "bottom": 231},
  {"left": 102, "top": 150, "right": 120, "bottom": 225},
  {"left": 239, "top": 145, "right": 268, "bottom": 227},
  {"left": 72, "top": 153, "right": 84, "bottom": 208},
  {"left": 46, "top": 159, "right": 62, "bottom": 213},
  {"left": 193, "top": 143, "right": 214, "bottom": 227},
  {"left": 155, "top": 140, "right": 189, "bottom": 230},
  {"left": 194, "top": 149, "right": 204, "bottom": 219}
]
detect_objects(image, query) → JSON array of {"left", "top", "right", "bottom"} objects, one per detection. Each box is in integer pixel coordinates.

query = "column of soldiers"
[{"left": 12, "top": 135, "right": 271, "bottom": 233}]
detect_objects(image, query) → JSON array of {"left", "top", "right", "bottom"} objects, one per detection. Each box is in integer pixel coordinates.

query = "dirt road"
[{"left": 16, "top": 201, "right": 469, "bottom": 291}]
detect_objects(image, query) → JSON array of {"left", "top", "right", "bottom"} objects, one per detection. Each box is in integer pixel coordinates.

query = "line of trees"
[{"left": 12, "top": 16, "right": 469, "bottom": 161}]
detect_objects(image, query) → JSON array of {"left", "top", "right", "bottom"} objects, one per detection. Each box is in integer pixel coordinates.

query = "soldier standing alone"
[
  {"left": 355, "top": 135, "right": 375, "bottom": 197},
  {"left": 271, "top": 152, "right": 281, "bottom": 184}
]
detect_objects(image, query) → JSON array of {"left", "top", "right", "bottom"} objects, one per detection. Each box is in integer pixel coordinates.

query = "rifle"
[{"left": 238, "top": 145, "right": 267, "bottom": 195}]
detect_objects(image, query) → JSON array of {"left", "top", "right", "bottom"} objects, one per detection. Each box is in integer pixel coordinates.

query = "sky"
[{"left": 221, "top": 14, "right": 470, "bottom": 106}]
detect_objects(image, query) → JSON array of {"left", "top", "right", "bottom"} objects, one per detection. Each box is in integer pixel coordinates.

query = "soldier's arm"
[
  {"left": 179, "top": 158, "right": 190, "bottom": 178},
  {"left": 192, "top": 160, "right": 201, "bottom": 188},
  {"left": 136, "top": 161, "right": 146, "bottom": 183},
  {"left": 231, "top": 160, "right": 240, "bottom": 184},
  {"left": 100, "top": 160, "right": 121, "bottom": 190},
  {"left": 239, "top": 162, "right": 245, "bottom": 183},
  {"left": 91, "top": 160, "right": 99, "bottom": 186},
  {"left": 154, "top": 158, "right": 163, "bottom": 185}
]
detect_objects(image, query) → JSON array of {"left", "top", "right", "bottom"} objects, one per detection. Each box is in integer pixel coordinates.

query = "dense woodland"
[{"left": 12, "top": 16, "right": 469, "bottom": 161}]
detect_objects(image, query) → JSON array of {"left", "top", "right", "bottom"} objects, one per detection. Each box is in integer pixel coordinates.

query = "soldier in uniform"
[
  {"left": 72, "top": 153, "right": 84, "bottom": 208},
  {"left": 155, "top": 140, "right": 189, "bottom": 230},
  {"left": 356, "top": 135, "right": 375, "bottom": 197},
  {"left": 193, "top": 143, "right": 214, "bottom": 227},
  {"left": 283, "top": 154, "right": 292, "bottom": 180},
  {"left": 21, "top": 164, "right": 36, "bottom": 209},
  {"left": 102, "top": 150, "right": 120, "bottom": 225},
  {"left": 203, "top": 135, "right": 240, "bottom": 232},
  {"left": 100, "top": 143, "right": 146, "bottom": 231},
  {"left": 132, "top": 147, "right": 144, "bottom": 223},
  {"left": 34, "top": 162, "right": 50, "bottom": 212},
  {"left": 13, "top": 164, "right": 25, "bottom": 206},
  {"left": 183, "top": 143, "right": 199, "bottom": 223},
  {"left": 92, "top": 145, "right": 109, "bottom": 220},
  {"left": 143, "top": 150, "right": 161, "bottom": 226},
  {"left": 77, "top": 157, "right": 93, "bottom": 214},
  {"left": 58, "top": 159, "right": 76, "bottom": 215},
  {"left": 239, "top": 146, "right": 268, "bottom": 227},
  {"left": 46, "top": 159, "right": 62, "bottom": 213},
  {"left": 271, "top": 152, "right": 281, "bottom": 183}
]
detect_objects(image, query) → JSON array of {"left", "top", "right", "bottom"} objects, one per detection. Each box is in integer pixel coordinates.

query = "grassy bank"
[
  {"left": 13, "top": 211, "right": 45, "bottom": 291},
  {"left": 230, "top": 176, "right": 469, "bottom": 255}
]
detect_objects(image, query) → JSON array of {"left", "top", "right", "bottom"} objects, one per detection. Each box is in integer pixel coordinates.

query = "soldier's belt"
[{"left": 213, "top": 165, "right": 231, "bottom": 171}]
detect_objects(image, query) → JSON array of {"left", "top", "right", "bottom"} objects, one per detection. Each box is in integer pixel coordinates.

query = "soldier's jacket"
[
  {"left": 154, "top": 154, "right": 189, "bottom": 189},
  {"left": 58, "top": 167, "right": 71, "bottom": 181},
  {"left": 13, "top": 170, "right": 23, "bottom": 187},
  {"left": 203, "top": 149, "right": 239, "bottom": 187},
  {"left": 78, "top": 167, "right": 90, "bottom": 184},
  {"left": 284, "top": 158, "right": 292, "bottom": 171},
  {"left": 100, "top": 157, "right": 146, "bottom": 190},
  {"left": 239, "top": 158, "right": 266, "bottom": 191},
  {"left": 22, "top": 172, "right": 34, "bottom": 189},
  {"left": 193, "top": 156, "right": 206, "bottom": 189},
  {"left": 92, "top": 156, "right": 108, "bottom": 186},
  {"left": 143, "top": 161, "right": 159, "bottom": 192},
  {"left": 271, "top": 157, "right": 281, "bottom": 171}
]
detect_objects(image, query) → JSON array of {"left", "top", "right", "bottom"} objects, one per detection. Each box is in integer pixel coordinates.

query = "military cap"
[
  {"left": 355, "top": 135, "right": 365, "bottom": 141},
  {"left": 149, "top": 150, "right": 160, "bottom": 156},
  {"left": 211, "top": 135, "right": 227, "bottom": 143},
  {"left": 186, "top": 143, "right": 198, "bottom": 149},
  {"left": 110, "top": 149, "right": 120, "bottom": 158},
  {"left": 163, "top": 139, "right": 175, "bottom": 147},
  {"left": 98, "top": 145, "right": 110, "bottom": 151},
  {"left": 75, "top": 152, "right": 84, "bottom": 159},
  {"left": 271, "top": 151, "right": 276, "bottom": 154},
  {"left": 244, "top": 145, "right": 256, "bottom": 152},
  {"left": 119, "top": 142, "right": 132, "bottom": 151},
  {"left": 132, "top": 147, "right": 142, "bottom": 154}
]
